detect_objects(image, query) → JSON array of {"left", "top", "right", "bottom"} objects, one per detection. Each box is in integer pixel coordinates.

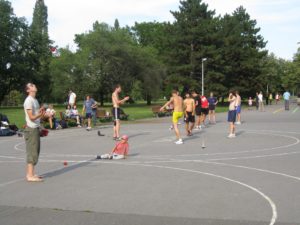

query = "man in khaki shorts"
[{"left": 24, "top": 83, "right": 45, "bottom": 182}]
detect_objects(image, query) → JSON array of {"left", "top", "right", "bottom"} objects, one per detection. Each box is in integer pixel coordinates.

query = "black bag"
[
  {"left": 9, "top": 124, "right": 18, "bottom": 132},
  {"left": 0, "top": 128, "right": 16, "bottom": 136},
  {"left": 59, "top": 120, "right": 68, "bottom": 129}
]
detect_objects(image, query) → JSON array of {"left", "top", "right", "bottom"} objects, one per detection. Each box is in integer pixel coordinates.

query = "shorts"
[
  {"left": 195, "top": 107, "right": 202, "bottom": 116},
  {"left": 227, "top": 110, "right": 237, "bottom": 123},
  {"left": 172, "top": 112, "right": 184, "bottom": 124},
  {"left": 24, "top": 127, "right": 40, "bottom": 166},
  {"left": 236, "top": 105, "right": 241, "bottom": 113},
  {"left": 112, "top": 107, "right": 121, "bottom": 120},
  {"left": 209, "top": 105, "right": 215, "bottom": 111},
  {"left": 184, "top": 112, "right": 195, "bottom": 123},
  {"left": 201, "top": 108, "right": 209, "bottom": 115},
  {"left": 86, "top": 113, "right": 92, "bottom": 118}
]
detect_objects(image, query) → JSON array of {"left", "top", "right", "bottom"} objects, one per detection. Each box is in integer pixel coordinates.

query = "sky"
[{"left": 9, "top": 0, "right": 300, "bottom": 60}]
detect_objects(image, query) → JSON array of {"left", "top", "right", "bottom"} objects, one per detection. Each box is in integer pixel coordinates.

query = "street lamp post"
[{"left": 201, "top": 58, "right": 207, "bottom": 96}]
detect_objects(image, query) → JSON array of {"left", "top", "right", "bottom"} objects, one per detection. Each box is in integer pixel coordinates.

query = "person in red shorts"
[{"left": 96, "top": 135, "right": 129, "bottom": 160}]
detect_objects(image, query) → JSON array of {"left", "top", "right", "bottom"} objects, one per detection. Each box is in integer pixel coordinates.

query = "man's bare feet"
[{"left": 26, "top": 176, "right": 43, "bottom": 182}]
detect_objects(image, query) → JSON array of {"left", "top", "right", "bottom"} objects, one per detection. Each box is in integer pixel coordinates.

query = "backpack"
[
  {"left": 9, "top": 124, "right": 18, "bottom": 132},
  {"left": 59, "top": 120, "right": 68, "bottom": 129}
]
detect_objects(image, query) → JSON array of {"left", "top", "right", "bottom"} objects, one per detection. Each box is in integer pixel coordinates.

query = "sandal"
[{"left": 27, "top": 176, "right": 43, "bottom": 182}]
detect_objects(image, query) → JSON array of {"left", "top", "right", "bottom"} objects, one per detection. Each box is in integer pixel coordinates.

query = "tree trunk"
[{"left": 146, "top": 94, "right": 152, "bottom": 105}]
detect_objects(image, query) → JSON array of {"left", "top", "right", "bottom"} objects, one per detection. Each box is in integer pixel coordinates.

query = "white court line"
[
  {"left": 138, "top": 131, "right": 300, "bottom": 159},
  {"left": 14, "top": 142, "right": 25, "bottom": 152},
  {"left": 12, "top": 130, "right": 300, "bottom": 161},
  {"left": 292, "top": 107, "right": 299, "bottom": 114},
  {"left": 135, "top": 159, "right": 300, "bottom": 182},
  {"left": 0, "top": 155, "right": 24, "bottom": 160},
  {"left": 273, "top": 108, "right": 284, "bottom": 114},
  {"left": 0, "top": 178, "right": 26, "bottom": 187},
  {"left": 202, "top": 161, "right": 300, "bottom": 181}
]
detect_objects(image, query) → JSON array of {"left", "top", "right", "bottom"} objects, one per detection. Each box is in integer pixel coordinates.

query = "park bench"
[
  {"left": 96, "top": 108, "right": 112, "bottom": 122},
  {"left": 152, "top": 105, "right": 173, "bottom": 117}
]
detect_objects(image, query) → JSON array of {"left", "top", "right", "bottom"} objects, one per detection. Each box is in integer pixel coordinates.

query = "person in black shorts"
[
  {"left": 200, "top": 95, "right": 209, "bottom": 127},
  {"left": 191, "top": 90, "right": 201, "bottom": 130},
  {"left": 183, "top": 92, "right": 195, "bottom": 136},
  {"left": 112, "top": 84, "right": 130, "bottom": 140},
  {"left": 208, "top": 92, "right": 218, "bottom": 124}
]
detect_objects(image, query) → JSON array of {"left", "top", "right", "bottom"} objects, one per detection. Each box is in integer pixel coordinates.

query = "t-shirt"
[
  {"left": 69, "top": 92, "right": 76, "bottom": 104},
  {"left": 283, "top": 92, "right": 290, "bottom": 100},
  {"left": 24, "top": 96, "right": 40, "bottom": 128},
  {"left": 71, "top": 109, "right": 79, "bottom": 116},
  {"left": 248, "top": 99, "right": 253, "bottom": 105},
  {"left": 258, "top": 94, "right": 263, "bottom": 102},
  {"left": 236, "top": 95, "right": 241, "bottom": 106},
  {"left": 201, "top": 96, "right": 209, "bottom": 108},
  {"left": 194, "top": 96, "right": 201, "bottom": 109},
  {"left": 113, "top": 142, "right": 129, "bottom": 155},
  {"left": 84, "top": 99, "right": 96, "bottom": 114},
  {"left": 229, "top": 96, "right": 237, "bottom": 111},
  {"left": 65, "top": 109, "right": 71, "bottom": 117},
  {"left": 208, "top": 97, "right": 217, "bottom": 106}
]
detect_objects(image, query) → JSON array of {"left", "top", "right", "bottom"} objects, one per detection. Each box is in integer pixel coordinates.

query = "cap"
[{"left": 121, "top": 135, "right": 129, "bottom": 141}]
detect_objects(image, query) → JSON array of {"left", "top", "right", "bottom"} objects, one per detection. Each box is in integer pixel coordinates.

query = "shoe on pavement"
[
  {"left": 175, "top": 139, "right": 184, "bottom": 145},
  {"left": 228, "top": 133, "right": 236, "bottom": 138}
]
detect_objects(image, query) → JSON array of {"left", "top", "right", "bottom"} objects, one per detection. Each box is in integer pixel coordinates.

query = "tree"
[
  {"left": 28, "top": 0, "right": 52, "bottom": 101},
  {"left": 0, "top": 0, "right": 30, "bottom": 103},
  {"left": 217, "top": 7, "right": 267, "bottom": 97}
]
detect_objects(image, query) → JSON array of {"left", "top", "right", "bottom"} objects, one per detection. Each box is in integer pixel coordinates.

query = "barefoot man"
[
  {"left": 160, "top": 90, "right": 184, "bottom": 144},
  {"left": 183, "top": 92, "right": 195, "bottom": 136},
  {"left": 23, "top": 83, "right": 46, "bottom": 182},
  {"left": 112, "top": 84, "right": 129, "bottom": 140}
]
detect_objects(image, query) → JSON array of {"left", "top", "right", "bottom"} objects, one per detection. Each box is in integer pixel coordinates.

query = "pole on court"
[{"left": 202, "top": 58, "right": 207, "bottom": 96}]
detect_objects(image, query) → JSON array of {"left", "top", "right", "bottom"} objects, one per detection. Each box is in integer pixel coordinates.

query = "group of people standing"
[
  {"left": 254, "top": 91, "right": 290, "bottom": 111},
  {"left": 160, "top": 90, "right": 221, "bottom": 144}
]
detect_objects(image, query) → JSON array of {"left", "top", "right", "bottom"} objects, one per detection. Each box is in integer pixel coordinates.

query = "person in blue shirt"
[
  {"left": 208, "top": 92, "right": 218, "bottom": 124},
  {"left": 82, "top": 95, "right": 97, "bottom": 130},
  {"left": 283, "top": 91, "right": 291, "bottom": 111}
]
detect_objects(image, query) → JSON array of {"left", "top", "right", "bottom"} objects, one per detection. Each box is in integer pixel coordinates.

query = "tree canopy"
[{"left": 1, "top": 0, "right": 299, "bottom": 105}]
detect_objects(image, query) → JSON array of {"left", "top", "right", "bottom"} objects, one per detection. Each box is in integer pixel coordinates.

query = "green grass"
[{"left": 0, "top": 103, "right": 228, "bottom": 128}]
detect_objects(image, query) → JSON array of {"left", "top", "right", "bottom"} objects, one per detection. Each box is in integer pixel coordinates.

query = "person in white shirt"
[
  {"left": 23, "top": 83, "right": 45, "bottom": 182},
  {"left": 71, "top": 105, "right": 82, "bottom": 127},
  {"left": 283, "top": 91, "right": 291, "bottom": 110},
  {"left": 68, "top": 90, "right": 76, "bottom": 108},
  {"left": 227, "top": 90, "right": 237, "bottom": 138},
  {"left": 258, "top": 91, "right": 264, "bottom": 112}
]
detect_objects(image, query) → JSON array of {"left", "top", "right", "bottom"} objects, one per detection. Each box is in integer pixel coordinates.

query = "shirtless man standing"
[
  {"left": 112, "top": 84, "right": 129, "bottom": 140},
  {"left": 160, "top": 90, "right": 184, "bottom": 144},
  {"left": 183, "top": 92, "right": 195, "bottom": 136}
]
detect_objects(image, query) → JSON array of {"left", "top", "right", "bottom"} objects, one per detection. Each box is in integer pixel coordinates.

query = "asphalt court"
[{"left": 0, "top": 103, "right": 300, "bottom": 225}]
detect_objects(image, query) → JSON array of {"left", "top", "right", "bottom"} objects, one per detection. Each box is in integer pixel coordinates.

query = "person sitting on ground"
[
  {"left": 70, "top": 105, "right": 82, "bottom": 127},
  {"left": 96, "top": 135, "right": 129, "bottom": 160}
]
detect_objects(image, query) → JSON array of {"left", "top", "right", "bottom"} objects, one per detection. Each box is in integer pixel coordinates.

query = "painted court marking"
[
  {"left": 292, "top": 106, "right": 299, "bottom": 114},
  {"left": 273, "top": 108, "right": 284, "bottom": 114}
]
